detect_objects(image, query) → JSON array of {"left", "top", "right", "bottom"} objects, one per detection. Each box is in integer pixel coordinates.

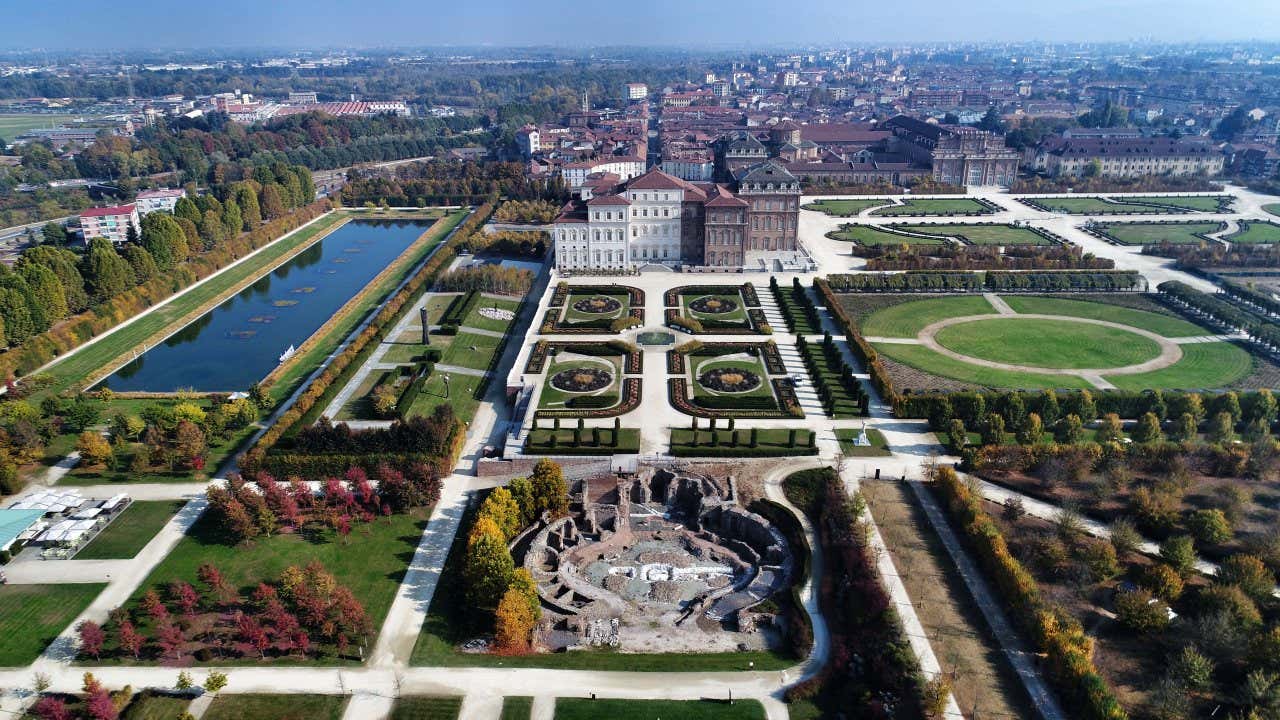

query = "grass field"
[
  {"left": 835, "top": 427, "right": 891, "bottom": 456},
  {"left": 202, "top": 694, "right": 348, "bottom": 720},
  {"left": 524, "top": 428, "right": 640, "bottom": 454},
  {"left": 802, "top": 199, "right": 890, "bottom": 216},
  {"left": 859, "top": 295, "right": 996, "bottom": 337},
  {"left": 553, "top": 698, "right": 764, "bottom": 720},
  {"left": 892, "top": 223, "right": 1051, "bottom": 245},
  {"left": 403, "top": 371, "right": 482, "bottom": 422},
  {"left": 500, "top": 697, "right": 533, "bottom": 720},
  {"left": 391, "top": 696, "right": 463, "bottom": 720},
  {"left": 117, "top": 511, "right": 427, "bottom": 665},
  {"left": 1226, "top": 221, "right": 1280, "bottom": 245},
  {"left": 933, "top": 318, "right": 1163, "bottom": 369},
  {"left": 0, "top": 583, "right": 105, "bottom": 666},
  {"left": 1096, "top": 221, "right": 1222, "bottom": 245},
  {"left": 875, "top": 342, "right": 1093, "bottom": 390},
  {"left": 75, "top": 501, "right": 186, "bottom": 559},
  {"left": 440, "top": 331, "right": 501, "bottom": 372},
  {"left": 460, "top": 296, "right": 520, "bottom": 334},
  {"left": 870, "top": 198, "right": 994, "bottom": 216},
  {"left": 828, "top": 224, "right": 945, "bottom": 246},
  {"left": 670, "top": 428, "right": 814, "bottom": 454},
  {"left": 999, "top": 295, "right": 1208, "bottom": 337},
  {"left": 1106, "top": 341, "right": 1254, "bottom": 391},
  {"left": 120, "top": 692, "right": 191, "bottom": 720},
  {"left": 537, "top": 356, "right": 621, "bottom": 409},
  {"left": 335, "top": 368, "right": 397, "bottom": 421},
  {"left": 0, "top": 114, "right": 67, "bottom": 137},
  {"left": 1265, "top": 203, "right": 1280, "bottom": 218}
]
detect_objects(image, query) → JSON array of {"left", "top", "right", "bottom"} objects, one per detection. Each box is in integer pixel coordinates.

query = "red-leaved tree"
[
  {"left": 78, "top": 620, "right": 105, "bottom": 659},
  {"left": 117, "top": 620, "right": 143, "bottom": 660}
]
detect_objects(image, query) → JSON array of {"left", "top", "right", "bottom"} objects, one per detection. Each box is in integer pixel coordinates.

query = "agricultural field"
[
  {"left": 1095, "top": 221, "right": 1223, "bottom": 245},
  {"left": 869, "top": 197, "right": 995, "bottom": 216}
]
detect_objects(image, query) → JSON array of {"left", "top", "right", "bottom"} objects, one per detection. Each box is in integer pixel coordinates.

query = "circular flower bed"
[
  {"left": 689, "top": 296, "right": 738, "bottom": 314},
  {"left": 573, "top": 296, "right": 623, "bottom": 314},
  {"left": 550, "top": 366, "right": 614, "bottom": 393},
  {"left": 698, "top": 366, "right": 762, "bottom": 393}
]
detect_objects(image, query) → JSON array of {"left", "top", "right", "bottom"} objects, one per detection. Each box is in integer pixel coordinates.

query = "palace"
[{"left": 551, "top": 162, "right": 801, "bottom": 272}]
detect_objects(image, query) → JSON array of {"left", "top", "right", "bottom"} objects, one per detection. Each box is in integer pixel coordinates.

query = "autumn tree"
[
  {"left": 77, "top": 431, "right": 113, "bottom": 467},
  {"left": 494, "top": 586, "right": 538, "bottom": 652},
  {"left": 117, "top": 620, "right": 143, "bottom": 659},
  {"left": 463, "top": 516, "right": 514, "bottom": 609},
  {"left": 479, "top": 487, "right": 522, "bottom": 540},
  {"left": 78, "top": 620, "right": 105, "bottom": 659}
]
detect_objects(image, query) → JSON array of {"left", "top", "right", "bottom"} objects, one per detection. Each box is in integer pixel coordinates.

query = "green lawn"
[
  {"left": 391, "top": 696, "right": 463, "bottom": 720},
  {"left": 524, "top": 428, "right": 640, "bottom": 454},
  {"left": 403, "top": 371, "right": 483, "bottom": 423},
  {"left": 874, "top": 342, "right": 1093, "bottom": 390},
  {"left": 870, "top": 198, "right": 994, "bottom": 216},
  {"left": 440, "top": 331, "right": 501, "bottom": 372},
  {"left": 1106, "top": 341, "right": 1254, "bottom": 391},
  {"left": 202, "top": 694, "right": 347, "bottom": 720},
  {"left": 335, "top": 369, "right": 397, "bottom": 421},
  {"left": 933, "top": 318, "right": 1162, "bottom": 369},
  {"left": 999, "top": 295, "right": 1209, "bottom": 337},
  {"left": 114, "top": 511, "right": 427, "bottom": 665},
  {"left": 669, "top": 428, "right": 815, "bottom": 455},
  {"left": 1124, "top": 195, "right": 1231, "bottom": 212},
  {"left": 802, "top": 199, "right": 890, "bottom": 216},
  {"left": 537, "top": 356, "right": 621, "bottom": 409},
  {"left": 892, "top": 223, "right": 1051, "bottom": 245},
  {"left": 1265, "top": 203, "right": 1280, "bottom": 218},
  {"left": 75, "top": 501, "right": 186, "bottom": 560},
  {"left": 500, "top": 697, "right": 533, "bottom": 720},
  {"left": 835, "top": 427, "right": 891, "bottom": 457},
  {"left": 828, "top": 224, "right": 945, "bottom": 246},
  {"left": 0, "top": 583, "right": 105, "bottom": 666},
  {"left": 1226, "top": 221, "right": 1280, "bottom": 245},
  {"left": 1025, "top": 197, "right": 1170, "bottom": 214},
  {"left": 690, "top": 355, "right": 775, "bottom": 399},
  {"left": 553, "top": 698, "right": 764, "bottom": 720},
  {"left": 859, "top": 295, "right": 996, "bottom": 337},
  {"left": 461, "top": 296, "right": 521, "bottom": 334},
  {"left": 1096, "top": 221, "right": 1222, "bottom": 245},
  {"left": 121, "top": 692, "right": 191, "bottom": 720}
]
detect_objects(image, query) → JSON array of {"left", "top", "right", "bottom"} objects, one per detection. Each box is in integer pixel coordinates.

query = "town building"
[
  {"left": 626, "top": 83, "right": 649, "bottom": 101},
  {"left": 79, "top": 205, "right": 140, "bottom": 244},
  {"left": 882, "top": 115, "right": 1019, "bottom": 186},
  {"left": 1036, "top": 135, "right": 1225, "bottom": 178},
  {"left": 551, "top": 163, "right": 800, "bottom": 272},
  {"left": 134, "top": 188, "right": 186, "bottom": 216}
]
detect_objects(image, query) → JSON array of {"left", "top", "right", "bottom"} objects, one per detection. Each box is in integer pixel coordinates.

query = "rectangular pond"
[{"left": 97, "top": 219, "right": 436, "bottom": 393}]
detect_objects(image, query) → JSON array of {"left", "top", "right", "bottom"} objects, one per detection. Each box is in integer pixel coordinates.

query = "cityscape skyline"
[{"left": 5, "top": 0, "right": 1280, "bottom": 50}]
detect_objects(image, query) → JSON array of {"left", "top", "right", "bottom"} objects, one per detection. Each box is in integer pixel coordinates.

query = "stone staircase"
[
  {"left": 773, "top": 341, "right": 826, "bottom": 418},
  {"left": 755, "top": 288, "right": 789, "bottom": 333}
]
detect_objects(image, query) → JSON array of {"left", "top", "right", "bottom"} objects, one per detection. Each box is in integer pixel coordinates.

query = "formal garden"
[
  {"left": 528, "top": 341, "right": 642, "bottom": 420},
  {"left": 827, "top": 223, "right": 1055, "bottom": 247},
  {"left": 1090, "top": 220, "right": 1225, "bottom": 246},
  {"left": 665, "top": 284, "right": 767, "bottom": 335},
  {"left": 1225, "top": 220, "right": 1280, "bottom": 245},
  {"left": 1020, "top": 195, "right": 1233, "bottom": 214},
  {"left": 541, "top": 283, "right": 644, "bottom": 334},
  {"left": 667, "top": 341, "right": 802, "bottom": 419},
  {"left": 839, "top": 293, "right": 1263, "bottom": 392}
]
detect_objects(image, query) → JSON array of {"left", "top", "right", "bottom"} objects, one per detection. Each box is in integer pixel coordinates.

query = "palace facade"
[{"left": 552, "top": 162, "right": 801, "bottom": 271}]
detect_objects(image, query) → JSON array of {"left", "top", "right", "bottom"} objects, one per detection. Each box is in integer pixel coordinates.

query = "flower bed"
[
  {"left": 698, "top": 366, "right": 763, "bottom": 393},
  {"left": 549, "top": 366, "right": 614, "bottom": 393},
  {"left": 549, "top": 282, "right": 569, "bottom": 308},
  {"left": 525, "top": 340, "right": 550, "bottom": 374}
]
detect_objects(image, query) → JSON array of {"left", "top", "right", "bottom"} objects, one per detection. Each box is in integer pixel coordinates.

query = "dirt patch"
[{"left": 879, "top": 353, "right": 979, "bottom": 393}]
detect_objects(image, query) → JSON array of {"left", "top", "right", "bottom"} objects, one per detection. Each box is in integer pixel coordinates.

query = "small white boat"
[{"left": 278, "top": 345, "right": 296, "bottom": 363}]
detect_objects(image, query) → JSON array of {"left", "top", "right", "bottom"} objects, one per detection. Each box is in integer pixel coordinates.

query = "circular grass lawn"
[{"left": 932, "top": 318, "right": 1162, "bottom": 369}]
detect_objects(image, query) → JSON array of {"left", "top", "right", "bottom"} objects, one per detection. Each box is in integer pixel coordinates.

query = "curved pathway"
[{"left": 916, "top": 313, "right": 1184, "bottom": 379}]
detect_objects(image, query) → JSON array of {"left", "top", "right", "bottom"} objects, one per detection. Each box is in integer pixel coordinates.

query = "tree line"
[{"left": 342, "top": 160, "right": 566, "bottom": 206}]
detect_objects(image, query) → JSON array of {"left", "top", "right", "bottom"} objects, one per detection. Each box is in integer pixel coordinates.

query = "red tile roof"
[
  {"left": 80, "top": 204, "right": 135, "bottom": 217},
  {"left": 626, "top": 167, "right": 688, "bottom": 190}
]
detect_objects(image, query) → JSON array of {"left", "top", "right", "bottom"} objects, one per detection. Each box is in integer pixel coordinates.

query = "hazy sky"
[{"left": 6, "top": 0, "right": 1280, "bottom": 50}]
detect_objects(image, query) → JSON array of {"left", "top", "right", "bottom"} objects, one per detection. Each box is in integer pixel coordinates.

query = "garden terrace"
[
  {"left": 525, "top": 340, "right": 642, "bottom": 375},
  {"left": 534, "top": 355, "right": 641, "bottom": 419},
  {"left": 768, "top": 276, "right": 822, "bottom": 335},
  {"left": 668, "top": 342, "right": 801, "bottom": 419},
  {"left": 540, "top": 284, "right": 645, "bottom": 334},
  {"left": 887, "top": 223, "right": 1059, "bottom": 246},
  {"left": 868, "top": 197, "right": 1002, "bottom": 216},
  {"left": 665, "top": 284, "right": 766, "bottom": 335},
  {"left": 523, "top": 424, "right": 640, "bottom": 454},
  {"left": 1225, "top": 221, "right": 1280, "bottom": 245},
  {"left": 1089, "top": 220, "right": 1225, "bottom": 246},
  {"left": 669, "top": 426, "right": 818, "bottom": 457}
]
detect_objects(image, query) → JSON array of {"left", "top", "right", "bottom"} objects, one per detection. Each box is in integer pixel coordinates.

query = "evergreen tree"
[
  {"left": 121, "top": 245, "right": 158, "bottom": 284},
  {"left": 17, "top": 263, "right": 68, "bottom": 326},
  {"left": 0, "top": 288, "right": 34, "bottom": 345},
  {"left": 1038, "top": 389, "right": 1060, "bottom": 427},
  {"left": 81, "top": 238, "right": 134, "bottom": 303}
]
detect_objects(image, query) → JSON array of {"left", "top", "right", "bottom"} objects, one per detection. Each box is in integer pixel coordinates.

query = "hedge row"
[
  {"left": 243, "top": 202, "right": 492, "bottom": 469},
  {"left": 814, "top": 278, "right": 901, "bottom": 408},
  {"left": 2, "top": 201, "right": 334, "bottom": 381},
  {"left": 1159, "top": 280, "right": 1280, "bottom": 349},
  {"left": 825, "top": 270, "right": 1144, "bottom": 293},
  {"left": 932, "top": 466, "right": 1128, "bottom": 720}
]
